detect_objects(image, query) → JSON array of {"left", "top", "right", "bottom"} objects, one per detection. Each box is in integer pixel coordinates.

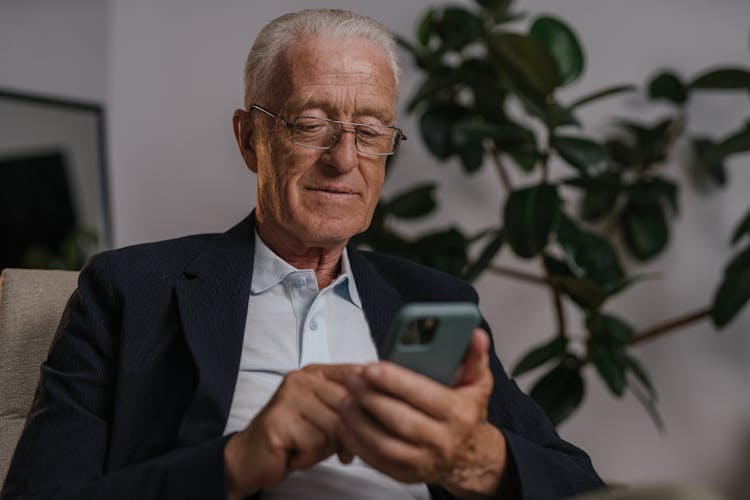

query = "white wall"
[
  {"left": 4, "top": 0, "right": 750, "bottom": 497},
  {"left": 0, "top": 0, "right": 109, "bottom": 102}
]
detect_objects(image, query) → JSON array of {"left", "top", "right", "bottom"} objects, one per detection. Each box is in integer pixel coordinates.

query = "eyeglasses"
[{"left": 249, "top": 104, "right": 406, "bottom": 156}]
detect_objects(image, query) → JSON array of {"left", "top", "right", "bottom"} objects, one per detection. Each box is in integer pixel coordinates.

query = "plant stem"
[
  {"left": 602, "top": 215, "right": 621, "bottom": 239},
  {"left": 630, "top": 306, "right": 712, "bottom": 345},
  {"left": 486, "top": 264, "right": 549, "bottom": 285},
  {"left": 488, "top": 143, "right": 513, "bottom": 192},
  {"left": 551, "top": 282, "right": 567, "bottom": 337}
]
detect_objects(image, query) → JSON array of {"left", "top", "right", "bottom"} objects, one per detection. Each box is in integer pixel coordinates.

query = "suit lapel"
[
  {"left": 174, "top": 215, "right": 256, "bottom": 445},
  {"left": 348, "top": 248, "right": 404, "bottom": 357}
]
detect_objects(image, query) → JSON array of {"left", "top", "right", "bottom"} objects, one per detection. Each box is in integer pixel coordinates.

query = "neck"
[{"left": 256, "top": 223, "right": 345, "bottom": 289}]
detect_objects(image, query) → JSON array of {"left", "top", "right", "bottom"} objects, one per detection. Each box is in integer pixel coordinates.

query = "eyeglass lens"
[{"left": 292, "top": 117, "right": 398, "bottom": 155}]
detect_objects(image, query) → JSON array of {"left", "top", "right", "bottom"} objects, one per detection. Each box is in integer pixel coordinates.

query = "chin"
[{"left": 301, "top": 216, "right": 366, "bottom": 247}]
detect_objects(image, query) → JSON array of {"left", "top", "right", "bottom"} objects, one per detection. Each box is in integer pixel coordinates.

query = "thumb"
[{"left": 452, "top": 328, "right": 490, "bottom": 387}]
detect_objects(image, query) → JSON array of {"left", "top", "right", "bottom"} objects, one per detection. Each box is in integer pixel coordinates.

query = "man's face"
[{"left": 243, "top": 35, "right": 397, "bottom": 250}]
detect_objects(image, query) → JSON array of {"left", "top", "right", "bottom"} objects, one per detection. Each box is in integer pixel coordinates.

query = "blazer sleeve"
[
  {"left": 1, "top": 253, "right": 230, "bottom": 500},
  {"left": 428, "top": 317, "right": 605, "bottom": 500},
  {"left": 484, "top": 315, "right": 605, "bottom": 500}
]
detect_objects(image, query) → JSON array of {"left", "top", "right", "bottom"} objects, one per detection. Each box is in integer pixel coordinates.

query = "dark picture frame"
[{"left": 0, "top": 88, "right": 111, "bottom": 269}]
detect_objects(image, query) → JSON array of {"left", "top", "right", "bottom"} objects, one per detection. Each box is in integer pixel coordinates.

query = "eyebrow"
[{"left": 285, "top": 98, "right": 395, "bottom": 125}]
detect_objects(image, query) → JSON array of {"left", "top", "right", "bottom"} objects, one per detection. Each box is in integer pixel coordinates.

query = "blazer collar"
[
  {"left": 175, "top": 213, "right": 256, "bottom": 445},
  {"left": 347, "top": 247, "right": 404, "bottom": 356}
]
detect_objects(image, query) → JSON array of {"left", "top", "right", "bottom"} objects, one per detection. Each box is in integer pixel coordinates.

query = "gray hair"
[{"left": 243, "top": 9, "right": 400, "bottom": 109}]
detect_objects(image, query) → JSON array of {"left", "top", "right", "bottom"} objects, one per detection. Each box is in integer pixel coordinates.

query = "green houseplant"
[{"left": 354, "top": 0, "right": 750, "bottom": 427}]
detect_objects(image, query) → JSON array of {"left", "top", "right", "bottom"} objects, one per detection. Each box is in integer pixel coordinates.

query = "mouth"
[{"left": 306, "top": 186, "right": 359, "bottom": 197}]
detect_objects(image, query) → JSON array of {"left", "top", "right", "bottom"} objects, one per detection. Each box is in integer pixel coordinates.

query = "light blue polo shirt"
[{"left": 223, "top": 231, "right": 429, "bottom": 499}]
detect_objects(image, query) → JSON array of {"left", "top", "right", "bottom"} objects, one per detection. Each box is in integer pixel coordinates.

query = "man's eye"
[
  {"left": 357, "top": 126, "right": 383, "bottom": 139},
  {"left": 295, "top": 121, "right": 325, "bottom": 134}
]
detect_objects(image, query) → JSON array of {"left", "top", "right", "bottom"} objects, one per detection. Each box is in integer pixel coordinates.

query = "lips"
[{"left": 306, "top": 185, "right": 358, "bottom": 196}]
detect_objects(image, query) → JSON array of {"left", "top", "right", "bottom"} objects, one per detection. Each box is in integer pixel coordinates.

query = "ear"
[{"left": 233, "top": 109, "right": 258, "bottom": 173}]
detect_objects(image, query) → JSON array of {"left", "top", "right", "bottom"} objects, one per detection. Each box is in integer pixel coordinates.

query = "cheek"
[{"left": 364, "top": 164, "right": 386, "bottom": 200}]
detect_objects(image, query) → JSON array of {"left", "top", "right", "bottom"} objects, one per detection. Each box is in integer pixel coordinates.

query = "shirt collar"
[
  {"left": 250, "top": 230, "right": 362, "bottom": 309},
  {"left": 338, "top": 246, "right": 362, "bottom": 309},
  {"left": 251, "top": 231, "right": 297, "bottom": 294}
]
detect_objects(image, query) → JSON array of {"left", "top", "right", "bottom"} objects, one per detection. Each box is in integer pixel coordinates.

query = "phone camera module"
[{"left": 401, "top": 317, "right": 440, "bottom": 345}]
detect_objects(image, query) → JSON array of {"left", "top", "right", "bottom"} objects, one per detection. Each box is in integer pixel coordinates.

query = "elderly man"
[{"left": 2, "top": 9, "right": 603, "bottom": 500}]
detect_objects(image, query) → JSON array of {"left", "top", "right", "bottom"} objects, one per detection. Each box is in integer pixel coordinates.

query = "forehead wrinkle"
[
  {"left": 285, "top": 91, "right": 395, "bottom": 124},
  {"left": 279, "top": 35, "right": 397, "bottom": 122}
]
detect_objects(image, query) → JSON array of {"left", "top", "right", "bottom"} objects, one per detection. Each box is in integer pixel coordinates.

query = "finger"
[
  {"left": 345, "top": 376, "right": 444, "bottom": 444},
  {"left": 338, "top": 397, "right": 429, "bottom": 483},
  {"left": 360, "top": 361, "right": 458, "bottom": 419},
  {"left": 286, "top": 416, "right": 337, "bottom": 470},
  {"left": 336, "top": 448, "right": 355, "bottom": 464},
  {"left": 310, "top": 363, "right": 364, "bottom": 384},
  {"left": 452, "top": 328, "right": 491, "bottom": 387},
  {"left": 278, "top": 370, "right": 347, "bottom": 431}
]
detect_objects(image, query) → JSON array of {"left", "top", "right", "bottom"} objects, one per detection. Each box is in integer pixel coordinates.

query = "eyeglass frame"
[{"left": 249, "top": 104, "right": 406, "bottom": 156}]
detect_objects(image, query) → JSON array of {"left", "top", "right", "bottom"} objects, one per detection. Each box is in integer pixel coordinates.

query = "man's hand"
[
  {"left": 224, "top": 364, "right": 360, "bottom": 499},
  {"left": 337, "top": 329, "right": 510, "bottom": 499}
]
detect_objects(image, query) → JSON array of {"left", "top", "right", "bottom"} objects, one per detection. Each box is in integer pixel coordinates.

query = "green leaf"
[
  {"left": 692, "top": 137, "right": 728, "bottom": 186},
  {"left": 587, "top": 314, "right": 635, "bottom": 347},
  {"left": 503, "top": 183, "right": 560, "bottom": 258},
  {"left": 628, "top": 178, "right": 679, "bottom": 215},
  {"left": 529, "top": 356, "right": 584, "bottom": 425},
  {"left": 435, "top": 6, "right": 485, "bottom": 51},
  {"left": 562, "top": 174, "right": 622, "bottom": 191},
  {"left": 588, "top": 341, "right": 627, "bottom": 397},
  {"left": 629, "top": 379, "right": 665, "bottom": 433},
  {"left": 621, "top": 199, "right": 669, "bottom": 261},
  {"left": 551, "top": 135, "right": 610, "bottom": 175},
  {"left": 714, "top": 121, "right": 750, "bottom": 158},
  {"left": 412, "top": 227, "right": 469, "bottom": 277},
  {"left": 712, "top": 246, "right": 750, "bottom": 328},
  {"left": 555, "top": 215, "right": 624, "bottom": 290},
  {"left": 385, "top": 184, "right": 437, "bottom": 219},
  {"left": 545, "top": 255, "right": 615, "bottom": 311},
  {"left": 555, "top": 276, "right": 607, "bottom": 311},
  {"left": 475, "top": 0, "right": 514, "bottom": 20},
  {"left": 690, "top": 67, "right": 750, "bottom": 90},
  {"left": 509, "top": 151, "right": 541, "bottom": 172},
  {"left": 548, "top": 102, "right": 582, "bottom": 128},
  {"left": 454, "top": 121, "right": 535, "bottom": 148},
  {"left": 463, "top": 229, "right": 505, "bottom": 282},
  {"left": 731, "top": 207, "right": 750, "bottom": 245},
  {"left": 648, "top": 71, "right": 688, "bottom": 104},
  {"left": 529, "top": 16, "right": 584, "bottom": 86},
  {"left": 489, "top": 32, "right": 560, "bottom": 99},
  {"left": 543, "top": 254, "right": 573, "bottom": 278},
  {"left": 581, "top": 189, "right": 618, "bottom": 222},
  {"left": 613, "top": 117, "right": 675, "bottom": 168},
  {"left": 406, "top": 68, "right": 465, "bottom": 112},
  {"left": 605, "top": 272, "right": 660, "bottom": 298},
  {"left": 624, "top": 354, "right": 656, "bottom": 400},
  {"left": 458, "top": 141, "right": 485, "bottom": 173},
  {"left": 512, "top": 336, "right": 568, "bottom": 377},
  {"left": 568, "top": 84, "right": 637, "bottom": 110},
  {"left": 419, "top": 105, "right": 467, "bottom": 160},
  {"left": 416, "top": 9, "right": 436, "bottom": 47},
  {"left": 453, "top": 120, "right": 539, "bottom": 169},
  {"left": 396, "top": 36, "right": 441, "bottom": 72},
  {"left": 653, "top": 178, "right": 679, "bottom": 214}
]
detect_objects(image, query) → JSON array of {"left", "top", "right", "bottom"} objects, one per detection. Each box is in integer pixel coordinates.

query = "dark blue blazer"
[{"left": 2, "top": 215, "right": 603, "bottom": 499}]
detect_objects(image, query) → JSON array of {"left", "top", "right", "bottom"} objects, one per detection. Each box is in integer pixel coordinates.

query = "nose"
[{"left": 324, "top": 128, "right": 358, "bottom": 172}]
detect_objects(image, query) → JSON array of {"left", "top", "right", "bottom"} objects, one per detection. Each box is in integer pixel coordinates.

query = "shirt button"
[
  {"left": 310, "top": 319, "right": 319, "bottom": 331},
  {"left": 294, "top": 278, "right": 306, "bottom": 287}
]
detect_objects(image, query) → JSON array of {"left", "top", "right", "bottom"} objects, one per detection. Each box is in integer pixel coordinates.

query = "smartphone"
[{"left": 382, "top": 302, "right": 481, "bottom": 386}]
